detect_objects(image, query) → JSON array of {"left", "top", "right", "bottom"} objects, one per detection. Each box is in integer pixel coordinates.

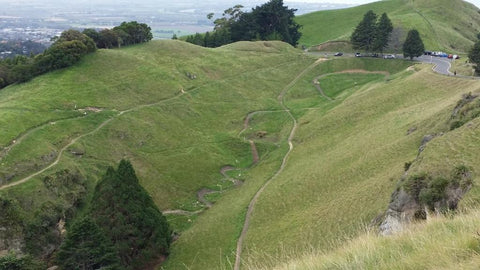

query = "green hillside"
[
  {"left": 297, "top": 0, "right": 480, "bottom": 53},
  {"left": 2, "top": 14, "right": 480, "bottom": 269}
]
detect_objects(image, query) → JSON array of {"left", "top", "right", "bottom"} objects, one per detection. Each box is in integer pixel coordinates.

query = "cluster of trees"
[
  {"left": 0, "top": 29, "right": 96, "bottom": 88},
  {"left": 351, "top": 10, "right": 425, "bottom": 59},
  {"left": 56, "top": 160, "right": 171, "bottom": 270},
  {"left": 351, "top": 11, "right": 393, "bottom": 53},
  {"left": 184, "top": 0, "right": 301, "bottom": 48},
  {"left": 0, "top": 21, "right": 152, "bottom": 90},
  {"left": 83, "top": 21, "right": 153, "bottom": 49}
]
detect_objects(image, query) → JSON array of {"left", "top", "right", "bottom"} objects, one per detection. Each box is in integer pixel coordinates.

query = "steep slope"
[
  {"left": 297, "top": 0, "right": 480, "bottom": 53},
  {"left": 2, "top": 36, "right": 480, "bottom": 270},
  {"left": 0, "top": 40, "right": 317, "bottom": 261},
  {"left": 267, "top": 209, "right": 480, "bottom": 269},
  {"left": 237, "top": 65, "right": 480, "bottom": 268}
]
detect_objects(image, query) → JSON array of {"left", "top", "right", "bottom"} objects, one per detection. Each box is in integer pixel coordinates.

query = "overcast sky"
[
  {"left": 298, "top": 0, "right": 478, "bottom": 7},
  {"left": 285, "top": 0, "right": 479, "bottom": 8}
]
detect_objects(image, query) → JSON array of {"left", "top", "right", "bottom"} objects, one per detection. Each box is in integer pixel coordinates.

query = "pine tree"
[
  {"left": 351, "top": 10, "right": 378, "bottom": 52},
  {"left": 56, "top": 216, "right": 120, "bottom": 270},
  {"left": 469, "top": 40, "right": 480, "bottom": 74},
  {"left": 403, "top": 29, "right": 425, "bottom": 60},
  {"left": 90, "top": 160, "right": 171, "bottom": 270},
  {"left": 374, "top": 13, "right": 393, "bottom": 53}
]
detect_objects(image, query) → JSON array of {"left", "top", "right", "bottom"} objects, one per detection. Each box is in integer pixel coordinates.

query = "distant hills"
[{"left": 297, "top": 0, "right": 480, "bottom": 53}]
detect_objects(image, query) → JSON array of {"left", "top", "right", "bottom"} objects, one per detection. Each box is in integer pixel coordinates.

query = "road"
[
  {"left": 416, "top": 55, "right": 452, "bottom": 75},
  {"left": 307, "top": 52, "right": 464, "bottom": 77}
]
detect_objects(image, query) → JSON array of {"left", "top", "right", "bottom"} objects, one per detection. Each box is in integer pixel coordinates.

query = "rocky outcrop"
[
  {"left": 379, "top": 166, "right": 472, "bottom": 235},
  {"left": 379, "top": 188, "right": 422, "bottom": 235}
]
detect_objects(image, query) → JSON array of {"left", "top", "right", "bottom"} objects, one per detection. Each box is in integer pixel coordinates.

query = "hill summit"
[{"left": 297, "top": 0, "right": 480, "bottom": 53}]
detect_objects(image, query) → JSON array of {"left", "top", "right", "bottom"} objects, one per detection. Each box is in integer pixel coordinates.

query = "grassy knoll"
[
  {"left": 296, "top": 0, "right": 480, "bottom": 53},
  {"left": 263, "top": 208, "right": 480, "bottom": 270},
  {"left": 239, "top": 65, "right": 480, "bottom": 268},
  {"left": 164, "top": 58, "right": 412, "bottom": 269},
  {"left": 2, "top": 36, "right": 480, "bottom": 270},
  {"left": 0, "top": 40, "right": 321, "bottom": 266}
]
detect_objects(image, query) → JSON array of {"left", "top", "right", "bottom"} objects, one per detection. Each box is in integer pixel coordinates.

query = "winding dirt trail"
[
  {"left": 0, "top": 114, "right": 87, "bottom": 161},
  {"left": 0, "top": 59, "right": 297, "bottom": 191},
  {"left": 0, "top": 117, "right": 115, "bottom": 191},
  {"left": 234, "top": 59, "right": 324, "bottom": 270},
  {"left": 220, "top": 165, "right": 243, "bottom": 186},
  {"left": 238, "top": 110, "right": 285, "bottom": 136},
  {"left": 313, "top": 70, "right": 390, "bottom": 101}
]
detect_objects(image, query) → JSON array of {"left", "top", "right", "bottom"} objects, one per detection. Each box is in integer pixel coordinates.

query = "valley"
[{"left": 2, "top": 0, "right": 480, "bottom": 269}]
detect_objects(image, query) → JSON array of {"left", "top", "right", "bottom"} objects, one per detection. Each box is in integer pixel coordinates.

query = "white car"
[{"left": 383, "top": 54, "right": 395, "bottom": 59}]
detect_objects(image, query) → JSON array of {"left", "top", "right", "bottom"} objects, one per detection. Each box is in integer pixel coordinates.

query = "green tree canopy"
[
  {"left": 113, "top": 21, "right": 153, "bottom": 45},
  {"left": 186, "top": 0, "right": 301, "bottom": 47},
  {"left": 351, "top": 10, "right": 378, "bottom": 52},
  {"left": 469, "top": 40, "right": 480, "bottom": 74},
  {"left": 403, "top": 29, "right": 425, "bottom": 60},
  {"left": 374, "top": 13, "right": 393, "bottom": 53},
  {"left": 89, "top": 160, "right": 171, "bottom": 269},
  {"left": 56, "top": 29, "right": 96, "bottom": 53},
  {"left": 56, "top": 216, "right": 119, "bottom": 270}
]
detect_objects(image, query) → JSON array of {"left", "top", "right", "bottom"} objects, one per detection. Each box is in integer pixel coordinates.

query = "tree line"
[
  {"left": 183, "top": 0, "right": 301, "bottom": 48},
  {"left": 0, "top": 21, "right": 152, "bottom": 90},
  {"left": 351, "top": 10, "right": 424, "bottom": 59}
]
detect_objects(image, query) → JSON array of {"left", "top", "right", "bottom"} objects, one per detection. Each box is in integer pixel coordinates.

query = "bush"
[
  {"left": 0, "top": 252, "right": 45, "bottom": 270},
  {"left": 419, "top": 177, "right": 449, "bottom": 210}
]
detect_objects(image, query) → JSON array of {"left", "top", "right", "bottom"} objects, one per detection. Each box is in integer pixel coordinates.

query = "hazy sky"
[{"left": 286, "top": 0, "right": 479, "bottom": 8}]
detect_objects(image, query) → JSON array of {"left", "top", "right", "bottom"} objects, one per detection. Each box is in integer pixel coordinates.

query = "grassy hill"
[
  {"left": 2, "top": 33, "right": 480, "bottom": 270},
  {"left": 296, "top": 0, "right": 480, "bottom": 53},
  {"left": 0, "top": 40, "right": 315, "bottom": 261}
]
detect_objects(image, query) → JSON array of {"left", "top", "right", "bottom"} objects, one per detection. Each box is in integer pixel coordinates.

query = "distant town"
[{"left": 0, "top": 0, "right": 348, "bottom": 57}]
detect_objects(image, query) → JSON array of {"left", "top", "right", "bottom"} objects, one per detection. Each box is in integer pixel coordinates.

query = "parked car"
[
  {"left": 424, "top": 51, "right": 432, "bottom": 55},
  {"left": 355, "top": 52, "right": 362, "bottom": 57},
  {"left": 383, "top": 54, "right": 395, "bottom": 59},
  {"left": 334, "top": 52, "right": 343, "bottom": 56}
]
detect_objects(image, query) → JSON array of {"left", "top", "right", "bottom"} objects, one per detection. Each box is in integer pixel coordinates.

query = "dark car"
[
  {"left": 355, "top": 52, "right": 362, "bottom": 57},
  {"left": 334, "top": 52, "right": 343, "bottom": 56}
]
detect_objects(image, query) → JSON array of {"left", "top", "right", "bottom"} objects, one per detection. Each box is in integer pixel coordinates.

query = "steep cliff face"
[
  {"left": 380, "top": 171, "right": 472, "bottom": 235},
  {"left": 379, "top": 93, "right": 480, "bottom": 235}
]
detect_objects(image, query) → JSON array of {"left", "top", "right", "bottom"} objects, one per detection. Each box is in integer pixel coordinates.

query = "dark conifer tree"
[
  {"left": 56, "top": 216, "right": 120, "bottom": 270},
  {"left": 469, "top": 40, "right": 480, "bottom": 73},
  {"left": 89, "top": 160, "right": 171, "bottom": 270},
  {"left": 351, "top": 10, "right": 378, "bottom": 52},
  {"left": 374, "top": 13, "right": 393, "bottom": 53},
  {"left": 403, "top": 29, "right": 425, "bottom": 60}
]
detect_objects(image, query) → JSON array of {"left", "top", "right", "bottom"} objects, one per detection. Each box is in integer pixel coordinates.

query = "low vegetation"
[{"left": 260, "top": 209, "right": 480, "bottom": 269}]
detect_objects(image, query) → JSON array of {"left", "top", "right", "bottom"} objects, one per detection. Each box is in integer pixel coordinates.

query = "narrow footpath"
[{"left": 233, "top": 59, "right": 324, "bottom": 270}]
